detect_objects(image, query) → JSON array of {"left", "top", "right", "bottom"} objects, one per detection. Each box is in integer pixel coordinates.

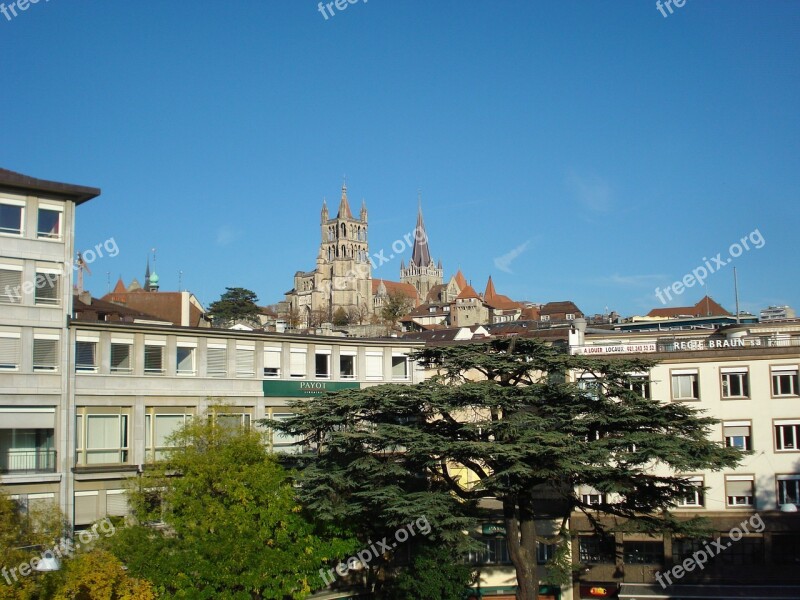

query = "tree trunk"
[{"left": 503, "top": 497, "right": 540, "bottom": 600}]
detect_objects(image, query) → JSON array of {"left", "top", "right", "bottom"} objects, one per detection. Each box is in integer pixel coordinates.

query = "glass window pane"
[
  {"left": 0, "top": 204, "right": 22, "bottom": 234},
  {"left": 37, "top": 209, "right": 61, "bottom": 238}
]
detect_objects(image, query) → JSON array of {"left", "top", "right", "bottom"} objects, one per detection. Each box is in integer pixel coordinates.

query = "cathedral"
[{"left": 283, "top": 182, "right": 445, "bottom": 326}]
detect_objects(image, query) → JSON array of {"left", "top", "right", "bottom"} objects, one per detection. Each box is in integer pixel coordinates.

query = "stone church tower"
[
  {"left": 318, "top": 182, "right": 372, "bottom": 316},
  {"left": 400, "top": 201, "right": 443, "bottom": 301},
  {"left": 286, "top": 182, "right": 372, "bottom": 325}
]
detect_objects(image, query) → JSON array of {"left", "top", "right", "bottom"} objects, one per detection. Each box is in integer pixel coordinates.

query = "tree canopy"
[
  {"left": 273, "top": 338, "right": 744, "bottom": 600},
  {"left": 107, "top": 412, "right": 356, "bottom": 599},
  {"left": 207, "top": 287, "right": 261, "bottom": 327}
]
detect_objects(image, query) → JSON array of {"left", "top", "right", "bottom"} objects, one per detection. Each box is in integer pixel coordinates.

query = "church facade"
[{"left": 283, "top": 183, "right": 438, "bottom": 327}]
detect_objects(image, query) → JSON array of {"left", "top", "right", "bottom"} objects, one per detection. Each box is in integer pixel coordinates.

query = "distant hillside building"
[
  {"left": 646, "top": 295, "right": 730, "bottom": 319},
  {"left": 761, "top": 305, "right": 796, "bottom": 322}
]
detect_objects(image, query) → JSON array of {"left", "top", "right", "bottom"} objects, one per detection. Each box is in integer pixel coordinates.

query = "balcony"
[{"left": 0, "top": 450, "right": 57, "bottom": 474}]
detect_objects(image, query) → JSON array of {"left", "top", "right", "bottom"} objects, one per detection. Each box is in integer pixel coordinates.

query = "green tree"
[
  {"left": 207, "top": 287, "right": 261, "bottom": 327},
  {"left": 0, "top": 491, "right": 65, "bottom": 600},
  {"left": 381, "top": 543, "right": 475, "bottom": 600},
  {"left": 53, "top": 550, "right": 154, "bottom": 600},
  {"left": 379, "top": 291, "right": 413, "bottom": 331},
  {"left": 332, "top": 307, "right": 350, "bottom": 326},
  {"left": 274, "top": 338, "right": 743, "bottom": 600},
  {"left": 108, "top": 412, "right": 356, "bottom": 599}
]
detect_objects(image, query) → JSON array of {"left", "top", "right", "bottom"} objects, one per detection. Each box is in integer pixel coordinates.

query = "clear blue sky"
[{"left": 1, "top": 1, "right": 798, "bottom": 317}]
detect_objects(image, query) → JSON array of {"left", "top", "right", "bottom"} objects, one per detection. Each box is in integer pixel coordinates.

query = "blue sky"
[{"left": 1, "top": 1, "right": 798, "bottom": 317}]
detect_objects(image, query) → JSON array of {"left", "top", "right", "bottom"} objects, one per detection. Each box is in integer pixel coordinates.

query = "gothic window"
[
  {"left": 341, "top": 223, "right": 347, "bottom": 238},
  {"left": 328, "top": 227, "right": 334, "bottom": 241},
  {"left": 328, "top": 247, "right": 333, "bottom": 261},
  {"left": 341, "top": 245, "right": 346, "bottom": 257}
]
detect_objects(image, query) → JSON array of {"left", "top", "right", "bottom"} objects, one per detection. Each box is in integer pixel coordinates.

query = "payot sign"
[{"left": 263, "top": 381, "right": 361, "bottom": 397}]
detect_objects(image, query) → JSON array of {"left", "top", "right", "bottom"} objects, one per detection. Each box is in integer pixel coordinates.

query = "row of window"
[
  {"left": 0, "top": 268, "right": 61, "bottom": 305},
  {"left": 75, "top": 339, "right": 409, "bottom": 380},
  {"left": 578, "top": 367, "right": 800, "bottom": 402},
  {"left": 73, "top": 409, "right": 300, "bottom": 466},
  {"left": 582, "top": 474, "right": 800, "bottom": 509},
  {"left": 0, "top": 199, "right": 62, "bottom": 239},
  {"left": 0, "top": 333, "right": 59, "bottom": 371},
  {"left": 671, "top": 366, "right": 799, "bottom": 400},
  {"left": 578, "top": 535, "right": 798, "bottom": 566}
]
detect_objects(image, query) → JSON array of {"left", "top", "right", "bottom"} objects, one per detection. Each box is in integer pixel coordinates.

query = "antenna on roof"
[
  {"left": 734, "top": 267, "right": 741, "bottom": 324},
  {"left": 179, "top": 270, "right": 183, "bottom": 292},
  {"left": 106, "top": 272, "right": 111, "bottom": 294}
]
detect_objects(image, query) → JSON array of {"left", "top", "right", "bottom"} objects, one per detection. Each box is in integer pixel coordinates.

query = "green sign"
[
  {"left": 481, "top": 523, "right": 506, "bottom": 536},
  {"left": 263, "top": 380, "right": 361, "bottom": 397}
]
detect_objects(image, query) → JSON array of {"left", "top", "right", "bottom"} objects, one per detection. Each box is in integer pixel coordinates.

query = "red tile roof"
[
  {"left": 456, "top": 284, "right": 480, "bottom": 300},
  {"left": 454, "top": 270, "right": 467, "bottom": 290},
  {"left": 372, "top": 279, "right": 419, "bottom": 303},
  {"left": 647, "top": 295, "right": 730, "bottom": 318}
]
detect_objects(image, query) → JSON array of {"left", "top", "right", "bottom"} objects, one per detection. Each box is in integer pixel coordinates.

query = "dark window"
[
  {"left": 0, "top": 203, "right": 22, "bottom": 235},
  {"left": 772, "top": 535, "right": 800, "bottom": 565},
  {"left": 578, "top": 535, "right": 616, "bottom": 564},
  {"left": 717, "top": 537, "right": 763, "bottom": 566},
  {"left": 623, "top": 541, "right": 664, "bottom": 565}
]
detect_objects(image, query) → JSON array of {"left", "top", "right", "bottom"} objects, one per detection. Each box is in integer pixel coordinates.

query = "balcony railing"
[{"left": 0, "top": 450, "right": 57, "bottom": 474}]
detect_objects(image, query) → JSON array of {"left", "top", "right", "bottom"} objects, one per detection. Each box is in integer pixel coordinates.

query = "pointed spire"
[
  {"left": 437, "top": 258, "right": 443, "bottom": 270},
  {"left": 410, "top": 195, "right": 432, "bottom": 267},
  {"left": 337, "top": 180, "right": 352, "bottom": 219},
  {"left": 112, "top": 277, "right": 126, "bottom": 294},
  {"left": 360, "top": 198, "right": 367, "bottom": 221},
  {"left": 484, "top": 276, "right": 497, "bottom": 301},
  {"left": 144, "top": 257, "right": 151, "bottom": 292},
  {"left": 321, "top": 197, "right": 329, "bottom": 221},
  {"left": 454, "top": 269, "right": 467, "bottom": 290}
]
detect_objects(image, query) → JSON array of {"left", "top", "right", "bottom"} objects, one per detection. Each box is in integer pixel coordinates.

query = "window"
[
  {"left": 725, "top": 476, "right": 754, "bottom": 506},
  {"left": 775, "top": 421, "right": 800, "bottom": 451},
  {"left": 772, "top": 367, "right": 799, "bottom": 397},
  {"left": 540, "top": 314, "right": 550, "bottom": 322},
  {"left": 778, "top": 476, "right": 800, "bottom": 507},
  {"left": 566, "top": 313, "right": 575, "bottom": 321},
  {"left": 0, "top": 267, "right": 22, "bottom": 304},
  {"left": 263, "top": 348, "right": 281, "bottom": 378},
  {"left": 235, "top": 345, "right": 255, "bottom": 377},
  {"left": 467, "top": 537, "right": 511, "bottom": 565},
  {"left": 623, "top": 541, "right": 664, "bottom": 565},
  {"left": 340, "top": 352, "right": 356, "bottom": 379},
  {"left": 772, "top": 535, "right": 800, "bottom": 565},
  {"left": 678, "top": 477, "right": 704, "bottom": 507},
  {"left": 536, "top": 542, "right": 557, "bottom": 565},
  {"left": 0, "top": 333, "right": 21, "bottom": 370},
  {"left": 145, "top": 412, "right": 189, "bottom": 461},
  {"left": 79, "top": 413, "right": 129, "bottom": 465},
  {"left": 578, "top": 535, "right": 615, "bottom": 564},
  {"left": 110, "top": 342, "right": 132, "bottom": 373},
  {"left": 578, "top": 377, "right": 600, "bottom": 400},
  {"left": 271, "top": 413, "right": 302, "bottom": 454},
  {"left": 315, "top": 351, "right": 331, "bottom": 379},
  {"left": 391, "top": 355, "right": 409, "bottom": 380},
  {"left": 673, "top": 538, "right": 711, "bottom": 565},
  {"left": 144, "top": 344, "right": 165, "bottom": 374},
  {"left": 721, "top": 368, "right": 749, "bottom": 398},
  {"left": 34, "top": 271, "right": 60, "bottom": 306},
  {"left": 672, "top": 370, "right": 699, "bottom": 400},
  {"left": 628, "top": 376, "right": 651, "bottom": 399},
  {"left": 0, "top": 201, "right": 23, "bottom": 235},
  {"left": 37, "top": 206, "right": 62, "bottom": 239},
  {"left": 176, "top": 346, "right": 195, "bottom": 375},
  {"left": 75, "top": 340, "right": 98, "bottom": 372},
  {"left": 717, "top": 537, "right": 763, "bottom": 566},
  {"left": 290, "top": 349, "right": 307, "bottom": 378},
  {"left": 582, "top": 493, "right": 604, "bottom": 506},
  {"left": 33, "top": 336, "right": 58, "bottom": 372},
  {"left": 366, "top": 352, "right": 383, "bottom": 380},
  {"left": 724, "top": 421, "right": 751, "bottom": 450},
  {"left": 214, "top": 413, "right": 251, "bottom": 430},
  {"left": 206, "top": 344, "right": 227, "bottom": 377}
]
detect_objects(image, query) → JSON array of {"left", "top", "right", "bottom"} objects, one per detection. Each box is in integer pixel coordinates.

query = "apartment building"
[
  {"left": 568, "top": 321, "right": 800, "bottom": 599},
  {"left": 66, "top": 321, "right": 423, "bottom": 527},
  {"left": 0, "top": 168, "right": 100, "bottom": 525}
]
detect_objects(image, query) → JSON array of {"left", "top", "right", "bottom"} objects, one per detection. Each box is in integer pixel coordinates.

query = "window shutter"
[
  {"left": 207, "top": 347, "right": 226, "bottom": 376},
  {"left": 106, "top": 491, "right": 129, "bottom": 517},
  {"left": 0, "top": 336, "right": 20, "bottom": 368},
  {"left": 723, "top": 425, "right": 749, "bottom": 437},
  {"left": 75, "top": 341, "right": 96, "bottom": 369},
  {"left": 727, "top": 480, "right": 752, "bottom": 496},
  {"left": 236, "top": 347, "right": 254, "bottom": 376},
  {"left": 290, "top": 351, "right": 306, "bottom": 377},
  {"left": 34, "top": 273, "right": 60, "bottom": 304},
  {"left": 366, "top": 353, "right": 383, "bottom": 379},
  {"left": 0, "top": 270, "right": 22, "bottom": 302},
  {"left": 74, "top": 493, "right": 99, "bottom": 525},
  {"left": 33, "top": 338, "right": 58, "bottom": 370}
]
